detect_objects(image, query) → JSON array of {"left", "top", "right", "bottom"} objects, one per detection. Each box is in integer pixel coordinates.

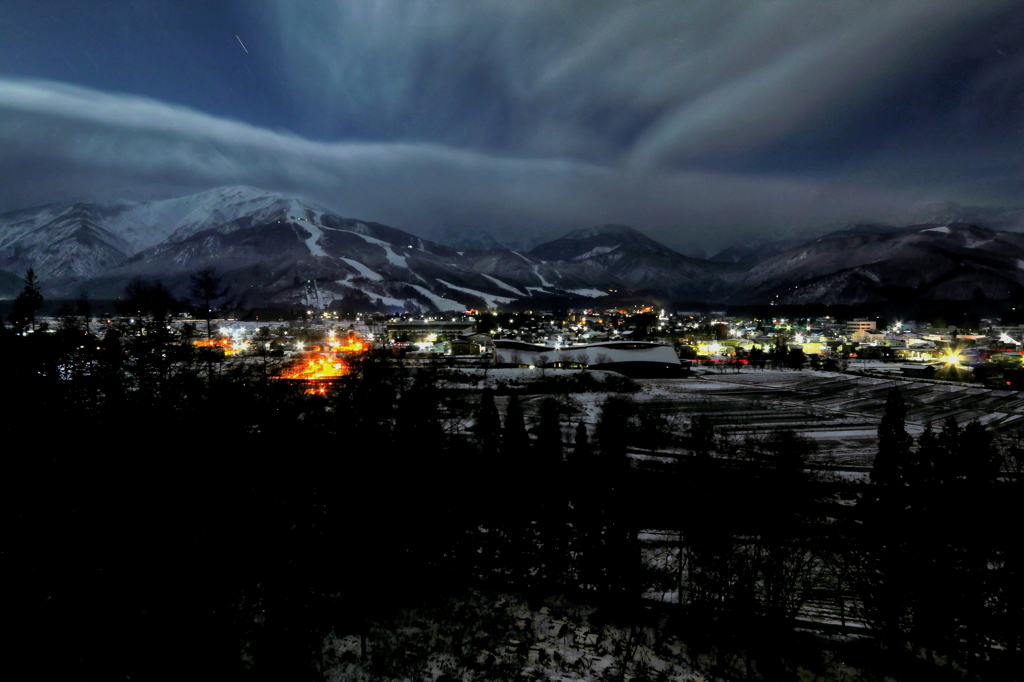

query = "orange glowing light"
[
  {"left": 330, "top": 335, "right": 366, "bottom": 353},
  {"left": 193, "top": 337, "right": 240, "bottom": 355},
  {"left": 276, "top": 352, "right": 350, "bottom": 380},
  {"left": 274, "top": 337, "right": 364, "bottom": 392}
]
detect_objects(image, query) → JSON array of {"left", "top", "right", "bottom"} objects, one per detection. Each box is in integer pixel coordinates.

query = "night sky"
[{"left": 1, "top": 0, "right": 1021, "bottom": 252}]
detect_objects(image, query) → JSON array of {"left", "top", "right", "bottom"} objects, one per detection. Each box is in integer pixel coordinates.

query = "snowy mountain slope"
[
  {"left": 735, "top": 223, "right": 1024, "bottom": 304},
  {"left": 529, "top": 224, "right": 742, "bottom": 300},
  {"left": 5, "top": 186, "right": 1023, "bottom": 307},
  {"left": 0, "top": 203, "right": 132, "bottom": 281},
  {"left": 47, "top": 189, "right": 553, "bottom": 310}
]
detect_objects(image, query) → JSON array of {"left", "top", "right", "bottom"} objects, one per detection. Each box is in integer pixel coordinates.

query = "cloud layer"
[{"left": 1, "top": 0, "right": 1021, "bottom": 252}]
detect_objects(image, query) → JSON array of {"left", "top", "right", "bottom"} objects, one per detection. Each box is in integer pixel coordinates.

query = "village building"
[{"left": 492, "top": 339, "right": 685, "bottom": 378}]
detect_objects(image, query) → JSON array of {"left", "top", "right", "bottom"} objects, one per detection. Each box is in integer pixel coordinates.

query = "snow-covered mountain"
[
  {"left": 0, "top": 202, "right": 132, "bottom": 281},
  {"left": 0, "top": 187, "right": 634, "bottom": 310},
  {"left": 734, "top": 223, "right": 1024, "bottom": 304},
  {"left": 528, "top": 225, "right": 740, "bottom": 301},
  {"left": 3, "top": 187, "right": 1023, "bottom": 308}
]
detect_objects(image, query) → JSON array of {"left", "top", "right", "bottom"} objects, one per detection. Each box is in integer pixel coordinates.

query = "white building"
[{"left": 844, "top": 319, "right": 877, "bottom": 334}]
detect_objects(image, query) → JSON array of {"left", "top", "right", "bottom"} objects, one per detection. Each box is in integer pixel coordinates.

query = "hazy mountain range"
[{"left": 2, "top": 186, "right": 1022, "bottom": 311}]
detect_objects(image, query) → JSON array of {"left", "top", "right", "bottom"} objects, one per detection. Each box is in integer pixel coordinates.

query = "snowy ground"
[
  {"left": 631, "top": 369, "right": 1024, "bottom": 467},
  {"left": 321, "top": 590, "right": 865, "bottom": 682},
  {"left": 439, "top": 365, "right": 1022, "bottom": 469},
  {"left": 637, "top": 544, "right": 868, "bottom": 634}
]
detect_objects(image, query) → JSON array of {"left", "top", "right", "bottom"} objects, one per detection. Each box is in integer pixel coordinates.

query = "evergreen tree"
[
  {"left": 189, "top": 267, "right": 229, "bottom": 341},
  {"left": 870, "top": 388, "right": 914, "bottom": 488},
  {"left": 9, "top": 268, "right": 43, "bottom": 332},
  {"left": 689, "top": 414, "right": 716, "bottom": 458},
  {"left": 501, "top": 393, "right": 529, "bottom": 458},
  {"left": 934, "top": 415, "right": 962, "bottom": 485},
  {"left": 572, "top": 421, "right": 591, "bottom": 462},
  {"left": 474, "top": 387, "right": 501, "bottom": 456},
  {"left": 860, "top": 388, "right": 915, "bottom": 645},
  {"left": 594, "top": 395, "right": 633, "bottom": 468},
  {"left": 534, "top": 397, "right": 563, "bottom": 468}
]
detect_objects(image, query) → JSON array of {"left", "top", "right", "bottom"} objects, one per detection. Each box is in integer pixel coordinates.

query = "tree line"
[{"left": 4, "top": 270, "right": 1020, "bottom": 681}]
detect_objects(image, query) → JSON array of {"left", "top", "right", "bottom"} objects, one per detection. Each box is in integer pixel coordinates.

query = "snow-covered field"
[
  {"left": 321, "top": 589, "right": 864, "bottom": 682},
  {"left": 630, "top": 369, "right": 1024, "bottom": 467}
]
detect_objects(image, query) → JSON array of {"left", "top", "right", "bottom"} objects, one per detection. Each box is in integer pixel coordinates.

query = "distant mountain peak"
[
  {"left": 911, "top": 202, "right": 1024, "bottom": 231},
  {"left": 561, "top": 224, "right": 645, "bottom": 240}
]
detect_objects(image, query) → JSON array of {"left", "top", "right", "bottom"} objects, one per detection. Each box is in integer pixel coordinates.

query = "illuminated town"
[{"left": 5, "top": 2, "right": 1021, "bottom": 679}]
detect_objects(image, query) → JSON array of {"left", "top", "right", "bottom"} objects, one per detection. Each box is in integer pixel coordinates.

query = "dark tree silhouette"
[
  {"left": 534, "top": 396, "right": 563, "bottom": 468},
  {"left": 501, "top": 393, "right": 529, "bottom": 459},
  {"left": 572, "top": 421, "right": 591, "bottom": 462},
  {"left": 594, "top": 395, "right": 633, "bottom": 467},
  {"left": 189, "top": 267, "right": 230, "bottom": 340},
  {"left": 474, "top": 386, "right": 501, "bottom": 456},
  {"left": 870, "top": 388, "right": 914, "bottom": 487},
  {"left": 9, "top": 268, "right": 43, "bottom": 332}
]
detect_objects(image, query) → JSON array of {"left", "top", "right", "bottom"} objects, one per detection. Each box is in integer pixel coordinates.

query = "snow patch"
[
  {"left": 335, "top": 280, "right": 406, "bottom": 308},
  {"left": 285, "top": 200, "right": 328, "bottom": 257},
  {"left": 480, "top": 273, "right": 525, "bottom": 296},
  {"left": 339, "top": 257, "right": 382, "bottom": 281},
  {"left": 298, "top": 221, "right": 328, "bottom": 257},
  {"left": 437, "top": 279, "right": 514, "bottom": 307},
  {"left": 349, "top": 231, "right": 409, "bottom": 268},
  {"left": 411, "top": 285, "right": 466, "bottom": 312},
  {"left": 532, "top": 264, "right": 552, "bottom": 287},
  {"left": 508, "top": 251, "right": 552, "bottom": 286},
  {"left": 572, "top": 245, "right": 618, "bottom": 261},
  {"left": 567, "top": 288, "right": 608, "bottom": 298},
  {"left": 922, "top": 225, "right": 951, "bottom": 234}
]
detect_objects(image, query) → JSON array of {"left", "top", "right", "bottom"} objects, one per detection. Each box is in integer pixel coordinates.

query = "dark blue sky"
[{"left": 1, "top": 0, "right": 1021, "bottom": 250}]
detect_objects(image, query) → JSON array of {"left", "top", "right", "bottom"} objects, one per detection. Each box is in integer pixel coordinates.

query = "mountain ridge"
[{"left": 2, "top": 187, "right": 1023, "bottom": 309}]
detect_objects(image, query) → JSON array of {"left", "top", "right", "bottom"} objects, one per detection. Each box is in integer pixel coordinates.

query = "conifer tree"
[
  {"left": 534, "top": 397, "right": 563, "bottom": 468},
  {"left": 870, "top": 388, "right": 913, "bottom": 488},
  {"left": 501, "top": 393, "right": 529, "bottom": 458},
  {"left": 474, "top": 387, "right": 501, "bottom": 456},
  {"left": 10, "top": 268, "right": 43, "bottom": 332},
  {"left": 572, "top": 421, "right": 591, "bottom": 462},
  {"left": 861, "top": 388, "right": 919, "bottom": 651},
  {"left": 594, "top": 395, "right": 633, "bottom": 468}
]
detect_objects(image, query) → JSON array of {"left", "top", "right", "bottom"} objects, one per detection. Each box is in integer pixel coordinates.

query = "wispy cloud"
[
  {"left": 0, "top": 78, "right": 936, "bottom": 250},
  {"left": 268, "top": 0, "right": 1018, "bottom": 168},
  {"left": 0, "top": 0, "right": 1020, "bottom": 251}
]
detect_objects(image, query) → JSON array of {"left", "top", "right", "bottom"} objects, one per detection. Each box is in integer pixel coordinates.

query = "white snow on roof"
[
  {"left": 494, "top": 341, "right": 680, "bottom": 367},
  {"left": 410, "top": 284, "right": 465, "bottom": 312},
  {"left": 339, "top": 257, "right": 382, "bottom": 281},
  {"left": 922, "top": 225, "right": 951, "bottom": 234},
  {"left": 437, "top": 279, "right": 514, "bottom": 307},
  {"left": 568, "top": 288, "right": 608, "bottom": 297},
  {"left": 480, "top": 273, "right": 525, "bottom": 296}
]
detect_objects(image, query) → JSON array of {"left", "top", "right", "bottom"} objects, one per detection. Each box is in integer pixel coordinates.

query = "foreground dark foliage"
[{"left": 4, "top": 318, "right": 1020, "bottom": 680}]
